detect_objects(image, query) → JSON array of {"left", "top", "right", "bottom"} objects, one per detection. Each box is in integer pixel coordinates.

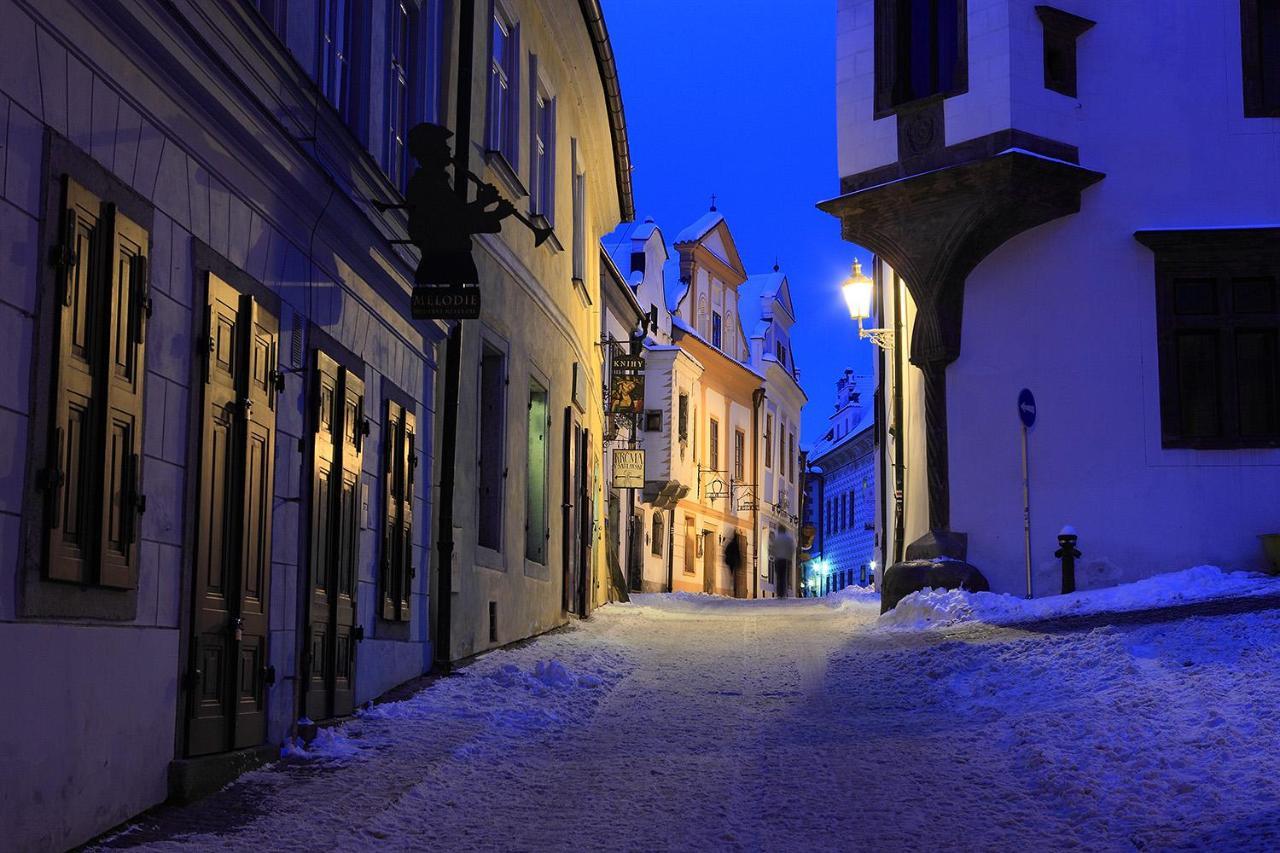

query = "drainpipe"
[
  {"left": 751, "top": 387, "right": 765, "bottom": 598},
  {"left": 433, "top": 0, "right": 477, "bottom": 671},
  {"left": 665, "top": 505, "right": 675, "bottom": 592},
  {"left": 891, "top": 271, "right": 906, "bottom": 565}
]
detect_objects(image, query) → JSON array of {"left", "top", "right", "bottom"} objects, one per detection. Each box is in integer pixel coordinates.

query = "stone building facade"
[{"left": 0, "top": 1, "right": 630, "bottom": 848}]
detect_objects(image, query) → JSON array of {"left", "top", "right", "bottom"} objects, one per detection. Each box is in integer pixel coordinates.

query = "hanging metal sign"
[
  {"left": 612, "top": 449, "right": 645, "bottom": 489},
  {"left": 411, "top": 284, "right": 481, "bottom": 319},
  {"left": 608, "top": 374, "right": 645, "bottom": 414}
]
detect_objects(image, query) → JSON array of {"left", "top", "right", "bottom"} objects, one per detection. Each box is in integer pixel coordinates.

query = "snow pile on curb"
[
  {"left": 277, "top": 652, "right": 624, "bottom": 763},
  {"left": 822, "top": 584, "right": 880, "bottom": 612},
  {"left": 878, "top": 565, "right": 1277, "bottom": 631}
]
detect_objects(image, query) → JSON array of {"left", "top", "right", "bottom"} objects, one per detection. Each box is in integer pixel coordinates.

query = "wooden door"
[
  {"left": 381, "top": 401, "right": 414, "bottom": 623},
  {"left": 628, "top": 511, "right": 643, "bottom": 592},
  {"left": 561, "top": 408, "right": 577, "bottom": 614},
  {"left": 577, "top": 429, "right": 590, "bottom": 615},
  {"left": 702, "top": 531, "right": 715, "bottom": 593},
  {"left": 305, "top": 351, "right": 364, "bottom": 721},
  {"left": 188, "top": 274, "right": 277, "bottom": 757}
]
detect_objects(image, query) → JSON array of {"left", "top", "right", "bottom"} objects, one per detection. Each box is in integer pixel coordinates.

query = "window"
[
  {"left": 826, "top": 498, "right": 834, "bottom": 534},
  {"left": 631, "top": 252, "right": 647, "bottom": 273},
  {"left": 1137, "top": 228, "right": 1280, "bottom": 448},
  {"left": 734, "top": 429, "right": 746, "bottom": 481},
  {"left": 712, "top": 311, "right": 723, "bottom": 348},
  {"left": 778, "top": 424, "right": 785, "bottom": 477},
  {"left": 385, "top": 1, "right": 414, "bottom": 190},
  {"left": 251, "top": 0, "right": 287, "bottom": 37},
  {"left": 775, "top": 339, "right": 787, "bottom": 366},
  {"left": 487, "top": 4, "right": 520, "bottom": 164},
  {"left": 764, "top": 414, "right": 773, "bottom": 468},
  {"left": 525, "top": 380, "right": 548, "bottom": 562},
  {"left": 529, "top": 59, "right": 556, "bottom": 222},
  {"left": 651, "top": 513, "right": 664, "bottom": 556},
  {"left": 875, "top": 0, "right": 968, "bottom": 112},
  {"left": 1242, "top": 0, "right": 1280, "bottom": 116},
  {"left": 709, "top": 417, "right": 720, "bottom": 471},
  {"left": 477, "top": 343, "right": 506, "bottom": 551},
  {"left": 788, "top": 432, "right": 796, "bottom": 482},
  {"left": 1036, "top": 6, "right": 1094, "bottom": 99},
  {"left": 678, "top": 393, "right": 689, "bottom": 442},
  {"left": 319, "top": 0, "right": 365, "bottom": 133},
  {"left": 43, "top": 176, "right": 150, "bottom": 588},
  {"left": 571, "top": 139, "right": 585, "bottom": 280},
  {"left": 382, "top": 398, "right": 415, "bottom": 621},
  {"left": 841, "top": 494, "right": 848, "bottom": 530}
]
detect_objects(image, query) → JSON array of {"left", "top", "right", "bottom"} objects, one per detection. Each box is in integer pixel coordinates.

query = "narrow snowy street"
[{"left": 97, "top": 589, "right": 1280, "bottom": 852}]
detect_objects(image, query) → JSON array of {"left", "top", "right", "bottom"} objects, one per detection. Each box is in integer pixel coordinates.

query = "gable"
[
  {"left": 701, "top": 220, "right": 746, "bottom": 280},
  {"left": 774, "top": 276, "right": 796, "bottom": 323}
]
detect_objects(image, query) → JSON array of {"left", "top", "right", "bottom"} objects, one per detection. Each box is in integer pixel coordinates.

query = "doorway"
[
  {"left": 702, "top": 530, "right": 715, "bottom": 594},
  {"left": 303, "top": 350, "right": 365, "bottom": 722},
  {"left": 186, "top": 273, "right": 279, "bottom": 757}
]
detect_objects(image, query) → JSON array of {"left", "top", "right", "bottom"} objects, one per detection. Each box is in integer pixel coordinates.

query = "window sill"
[
  {"left": 475, "top": 545, "right": 506, "bottom": 572},
  {"left": 571, "top": 275, "right": 591, "bottom": 307},
  {"left": 483, "top": 150, "right": 527, "bottom": 200},
  {"left": 524, "top": 557, "right": 551, "bottom": 581},
  {"left": 528, "top": 212, "right": 562, "bottom": 252},
  {"left": 873, "top": 90, "right": 961, "bottom": 122}
]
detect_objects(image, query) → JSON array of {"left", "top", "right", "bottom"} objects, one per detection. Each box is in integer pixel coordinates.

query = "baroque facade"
[
  {"left": 603, "top": 210, "right": 806, "bottom": 597},
  {"left": 0, "top": 1, "right": 630, "bottom": 849},
  {"left": 823, "top": 0, "right": 1280, "bottom": 595}
]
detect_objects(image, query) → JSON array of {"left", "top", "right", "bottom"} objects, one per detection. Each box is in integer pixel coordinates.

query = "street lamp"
[{"left": 841, "top": 259, "right": 893, "bottom": 350}]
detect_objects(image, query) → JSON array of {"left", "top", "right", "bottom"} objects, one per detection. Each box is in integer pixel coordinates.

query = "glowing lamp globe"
[{"left": 841, "top": 259, "right": 873, "bottom": 321}]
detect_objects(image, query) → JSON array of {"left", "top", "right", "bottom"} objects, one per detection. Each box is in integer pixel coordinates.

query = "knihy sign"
[
  {"left": 612, "top": 449, "right": 645, "bottom": 489},
  {"left": 612, "top": 353, "right": 646, "bottom": 373}
]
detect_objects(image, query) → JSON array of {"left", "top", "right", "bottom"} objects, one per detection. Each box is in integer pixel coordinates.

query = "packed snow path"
[{"left": 98, "top": 592, "right": 1280, "bottom": 851}]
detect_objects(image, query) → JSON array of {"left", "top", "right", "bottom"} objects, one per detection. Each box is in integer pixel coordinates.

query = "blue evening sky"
[{"left": 602, "top": 0, "right": 875, "bottom": 447}]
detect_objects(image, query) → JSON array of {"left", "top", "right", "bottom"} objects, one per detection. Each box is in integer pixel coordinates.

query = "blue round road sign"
[{"left": 1018, "top": 388, "right": 1036, "bottom": 428}]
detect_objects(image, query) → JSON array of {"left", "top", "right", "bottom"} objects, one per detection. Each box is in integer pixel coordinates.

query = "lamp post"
[{"left": 841, "top": 259, "right": 893, "bottom": 350}]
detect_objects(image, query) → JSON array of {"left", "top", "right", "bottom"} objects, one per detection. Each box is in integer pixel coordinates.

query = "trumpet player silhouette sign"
[{"left": 375, "top": 123, "right": 551, "bottom": 320}]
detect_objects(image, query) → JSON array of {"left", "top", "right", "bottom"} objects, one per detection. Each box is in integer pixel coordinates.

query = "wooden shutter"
[
  {"left": 188, "top": 273, "right": 243, "bottom": 756},
  {"left": 98, "top": 206, "right": 149, "bottom": 588},
  {"left": 232, "top": 293, "right": 277, "bottom": 749},
  {"left": 382, "top": 400, "right": 402, "bottom": 621},
  {"left": 306, "top": 350, "right": 340, "bottom": 721},
  {"left": 333, "top": 364, "right": 363, "bottom": 713},
  {"left": 398, "top": 409, "right": 415, "bottom": 619},
  {"left": 46, "top": 178, "right": 104, "bottom": 583}
]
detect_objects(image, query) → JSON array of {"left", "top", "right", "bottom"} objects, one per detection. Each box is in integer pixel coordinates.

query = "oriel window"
[{"left": 876, "top": 0, "right": 967, "bottom": 112}]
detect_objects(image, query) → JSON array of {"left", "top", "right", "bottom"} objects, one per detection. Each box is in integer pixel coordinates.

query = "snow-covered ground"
[{"left": 95, "top": 578, "right": 1280, "bottom": 851}]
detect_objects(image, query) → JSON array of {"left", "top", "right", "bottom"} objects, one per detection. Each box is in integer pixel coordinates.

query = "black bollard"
[{"left": 1055, "top": 526, "right": 1081, "bottom": 594}]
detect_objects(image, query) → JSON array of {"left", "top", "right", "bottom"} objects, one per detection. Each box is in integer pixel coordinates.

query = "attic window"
[
  {"left": 631, "top": 251, "right": 646, "bottom": 273},
  {"left": 1035, "top": 5, "right": 1095, "bottom": 98}
]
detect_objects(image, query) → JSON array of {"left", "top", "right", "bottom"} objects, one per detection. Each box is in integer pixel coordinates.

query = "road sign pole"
[
  {"left": 1017, "top": 388, "right": 1036, "bottom": 599},
  {"left": 1021, "top": 422, "right": 1032, "bottom": 599}
]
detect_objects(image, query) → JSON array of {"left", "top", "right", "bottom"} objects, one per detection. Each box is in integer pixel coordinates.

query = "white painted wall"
[{"left": 947, "top": 1, "right": 1280, "bottom": 593}]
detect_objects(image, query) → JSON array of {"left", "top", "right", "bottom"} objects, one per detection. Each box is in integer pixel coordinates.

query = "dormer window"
[
  {"left": 875, "top": 0, "right": 968, "bottom": 114},
  {"left": 775, "top": 340, "right": 787, "bottom": 366},
  {"left": 631, "top": 251, "right": 646, "bottom": 273}
]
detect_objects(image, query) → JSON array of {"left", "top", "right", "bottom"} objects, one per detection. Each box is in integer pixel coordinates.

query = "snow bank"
[
  {"left": 822, "top": 584, "right": 880, "bottom": 612},
  {"left": 878, "top": 565, "right": 1277, "bottom": 631}
]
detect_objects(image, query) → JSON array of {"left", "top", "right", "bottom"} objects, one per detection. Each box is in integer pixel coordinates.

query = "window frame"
[
  {"left": 476, "top": 337, "right": 509, "bottom": 554},
  {"left": 528, "top": 56, "right": 557, "bottom": 223},
  {"left": 486, "top": 2, "right": 521, "bottom": 169},
  {"left": 524, "top": 377, "right": 550, "bottom": 564},
  {"left": 1137, "top": 228, "right": 1280, "bottom": 449},
  {"left": 709, "top": 417, "right": 720, "bottom": 471},
  {"left": 734, "top": 428, "right": 746, "bottom": 482},
  {"left": 873, "top": 0, "right": 969, "bottom": 117},
  {"left": 318, "top": 0, "right": 368, "bottom": 139},
  {"left": 1241, "top": 0, "right": 1280, "bottom": 117}
]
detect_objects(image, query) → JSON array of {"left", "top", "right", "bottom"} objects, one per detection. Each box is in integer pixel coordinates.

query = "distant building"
[
  {"left": 804, "top": 372, "right": 876, "bottom": 594},
  {"left": 822, "top": 1, "right": 1280, "bottom": 595},
  {"left": 602, "top": 210, "right": 807, "bottom": 597}
]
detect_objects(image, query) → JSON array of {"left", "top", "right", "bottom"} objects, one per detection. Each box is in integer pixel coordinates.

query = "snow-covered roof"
[
  {"left": 601, "top": 216, "right": 664, "bottom": 282},
  {"left": 663, "top": 257, "right": 686, "bottom": 312},
  {"left": 673, "top": 211, "right": 725, "bottom": 245},
  {"left": 807, "top": 408, "right": 875, "bottom": 461}
]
